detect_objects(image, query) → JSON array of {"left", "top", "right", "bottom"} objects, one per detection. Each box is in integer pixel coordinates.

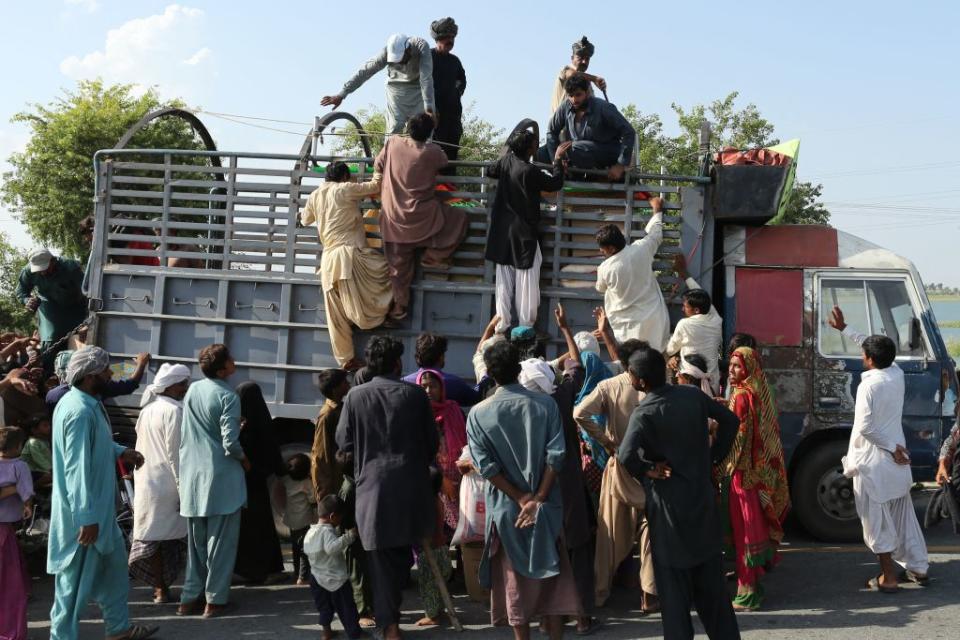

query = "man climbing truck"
[{"left": 83, "top": 112, "right": 956, "bottom": 542}]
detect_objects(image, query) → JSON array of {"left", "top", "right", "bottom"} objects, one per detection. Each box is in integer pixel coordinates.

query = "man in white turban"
[
  {"left": 49, "top": 346, "right": 158, "bottom": 640},
  {"left": 129, "top": 363, "right": 192, "bottom": 603}
]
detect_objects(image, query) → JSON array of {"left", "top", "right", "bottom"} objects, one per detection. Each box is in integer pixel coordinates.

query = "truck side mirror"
[{"left": 909, "top": 317, "right": 922, "bottom": 351}]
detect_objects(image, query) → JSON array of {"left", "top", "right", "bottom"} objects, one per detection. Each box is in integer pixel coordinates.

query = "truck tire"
[{"left": 791, "top": 439, "right": 863, "bottom": 542}]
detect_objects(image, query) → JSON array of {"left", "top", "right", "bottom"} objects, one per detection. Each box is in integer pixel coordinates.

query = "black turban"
[
  {"left": 572, "top": 36, "right": 595, "bottom": 58},
  {"left": 430, "top": 17, "right": 458, "bottom": 39}
]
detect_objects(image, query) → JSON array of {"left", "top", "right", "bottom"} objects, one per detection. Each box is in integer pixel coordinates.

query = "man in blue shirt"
[
  {"left": 542, "top": 73, "right": 637, "bottom": 181},
  {"left": 177, "top": 344, "right": 251, "bottom": 618},
  {"left": 402, "top": 332, "right": 480, "bottom": 405},
  {"left": 48, "top": 346, "right": 157, "bottom": 640}
]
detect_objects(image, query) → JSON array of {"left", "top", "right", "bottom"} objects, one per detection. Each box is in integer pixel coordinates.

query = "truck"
[{"left": 85, "top": 110, "right": 957, "bottom": 541}]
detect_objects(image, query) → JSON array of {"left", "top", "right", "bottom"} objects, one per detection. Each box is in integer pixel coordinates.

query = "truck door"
[{"left": 814, "top": 273, "right": 939, "bottom": 458}]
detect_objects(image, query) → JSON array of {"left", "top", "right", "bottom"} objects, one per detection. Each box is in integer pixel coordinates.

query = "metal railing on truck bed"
[{"left": 88, "top": 147, "right": 710, "bottom": 420}]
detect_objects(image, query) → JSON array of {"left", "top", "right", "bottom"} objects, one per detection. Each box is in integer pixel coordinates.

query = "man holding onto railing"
[
  {"left": 542, "top": 73, "right": 636, "bottom": 181},
  {"left": 375, "top": 113, "right": 468, "bottom": 324},
  {"left": 486, "top": 129, "right": 570, "bottom": 334}
]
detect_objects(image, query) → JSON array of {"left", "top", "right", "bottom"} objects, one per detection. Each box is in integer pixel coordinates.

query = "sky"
[{"left": 2, "top": 1, "right": 959, "bottom": 286}]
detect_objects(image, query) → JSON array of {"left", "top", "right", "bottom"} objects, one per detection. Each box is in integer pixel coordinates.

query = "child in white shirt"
[
  {"left": 666, "top": 258, "right": 723, "bottom": 394},
  {"left": 303, "top": 495, "right": 362, "bottom": 640},
  {"left": 279, "top": 453, "right": 318, "bottom": 586}
]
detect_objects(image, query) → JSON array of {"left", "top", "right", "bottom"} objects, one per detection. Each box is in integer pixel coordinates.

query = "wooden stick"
[{"left": 421, "top": 539, "right": 463, "bottom": 632}]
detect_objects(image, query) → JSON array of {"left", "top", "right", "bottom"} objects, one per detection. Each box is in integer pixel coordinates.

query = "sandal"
[
  {"left": 576, "top": 617, "right": 604, "bottom": 636},
  {"left": 900, "top": 569, "right": 930, "bottom": 586},
  {"left": 866, "top": 574, "right": 899, "bottom": 594},
  {"left": 111, "top": 624, "right": 160, "bottom": 640}
]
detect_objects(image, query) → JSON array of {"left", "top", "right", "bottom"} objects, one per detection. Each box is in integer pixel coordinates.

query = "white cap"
[
  {"left": 28, "top": 248, "right": 53, "bottom": 273},
  {"left": 386, "top": 33, "right": 409, "bottom": 63}
]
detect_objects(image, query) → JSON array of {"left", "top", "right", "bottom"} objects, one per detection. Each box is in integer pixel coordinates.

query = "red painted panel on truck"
[
  {"left": 745, "top": 226, "right": 839, "bottom": 268},
  {"left": 735, "top": 268, "right": 803, "bottom": 346}
]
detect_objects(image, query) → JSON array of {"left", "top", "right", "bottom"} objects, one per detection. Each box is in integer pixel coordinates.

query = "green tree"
[
  {"left": 1, "top": 80, "right": 207, "bottom": 258},
  {"left": 331, "top": 103, "right": 504, "bottom": 164},
  {"left": 621, "top": 91, "right": 830, "bottom": 225},
  {"left": 0, "top": 231, "right": 32, "bottom": 334}
]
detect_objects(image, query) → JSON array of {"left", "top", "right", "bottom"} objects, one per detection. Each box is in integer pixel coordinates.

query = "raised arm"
[
  {"left": 340, "top": 49, "right": 388, "bottom": 99},
  {"left": 554, "top": 303, "right": 580, "bottom": 365},
  {"left": 593, "top": 307, "right": 619, "bottom": 363},
  {"left": 635, "top": 197, "right": 664, "bottom": 253}
]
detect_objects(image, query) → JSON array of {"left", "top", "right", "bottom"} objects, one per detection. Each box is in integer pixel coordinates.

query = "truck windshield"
[{"left": 819, "top": 277, "right": 924, "bottom": 358}]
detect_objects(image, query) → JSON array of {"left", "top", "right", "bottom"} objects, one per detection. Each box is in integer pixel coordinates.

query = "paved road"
[{"left": 26, "top": 488, "right": 960, "bottom": 639}]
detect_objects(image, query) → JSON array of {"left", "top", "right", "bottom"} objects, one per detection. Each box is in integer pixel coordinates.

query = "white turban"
[
  {"left": 64, "top": 346, "right": 110, "bottom": 387},
  {"left": 574, "top": 331, "right": 599, "bottom": 356},
  {"left": 140, "top": 363, "right": 191, "bottom": 407},
  {"left": 678, "top": 359, "right": 713, "bottom": 396},
  {"left": 518, "top": 358, "right": 556, "bottom": 395}
]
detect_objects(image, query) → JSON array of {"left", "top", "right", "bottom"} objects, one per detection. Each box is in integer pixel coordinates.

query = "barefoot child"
[
  {"left": 303, "top": 495, "right": 363, "bottom": 640},
  {"left": 415, "top": 467, "right": 454, "bottom": 627},
  {"left": 0, "top": 426, "right": 35, "bottom": 640}
]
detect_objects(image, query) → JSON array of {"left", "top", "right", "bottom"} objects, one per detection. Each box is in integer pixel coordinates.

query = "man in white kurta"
[
  {"left": 129, "top": 363, "right": 191, "bottom": 603},
  {"left": 300, "top": 163, "right": 392, "bottom": 369},
  {"left": 831, "top": 311, "right": 929, "bottom": 590},
  {"left": 595, "top": 198, "right": 669, "bottom": 351}
]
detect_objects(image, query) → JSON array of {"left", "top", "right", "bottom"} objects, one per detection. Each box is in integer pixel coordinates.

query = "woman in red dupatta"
[
  {"left": 722, "top": 346, "right": 790, "bottom": 610},
  {"left": 416, "top": 369, "right": 468, "bottom": 537}
]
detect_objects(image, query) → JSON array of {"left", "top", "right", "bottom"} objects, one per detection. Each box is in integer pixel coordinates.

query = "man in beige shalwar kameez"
[
  {"left": 300, "top": 162, "right": 393, "bottom": 369},
  {"left": 573, "top": 338, "right": 658, "bottom": 612}
]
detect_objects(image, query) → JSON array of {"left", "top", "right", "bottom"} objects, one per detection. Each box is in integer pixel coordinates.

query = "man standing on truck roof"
[
  {"left": 321, "top": 33, "right": 436, "bottom": 136},
  {"left": 542, "top": 73, "right": 635, "bottom": 181},
  {"left": 550, "top": 36, "right": 607, "bottom": 114},
  {"left": 16, "top": 249, "right": 87, "bottom": 366},
  {"left": 300, "top": 161, "right": 392, "bottom": 371},
  {"left": 429, "top": 17, "right": 466, "bottom": 169},
  {"left": 375, "top": 113, "right": 469, "bottom": 324},
  {"left": 486, "top": 129, "right": 570, "bottom": 336},
  {"left": 594, "top": 197, "right": 670, "bottom": 351},
  {"left": 828, "top": 307, "right": 930, "bottom": 593}
]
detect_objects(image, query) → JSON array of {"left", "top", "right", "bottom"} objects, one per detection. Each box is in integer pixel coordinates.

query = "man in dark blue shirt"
[{"left": 543, "top": 73, "right": 636, "bottom": 181}]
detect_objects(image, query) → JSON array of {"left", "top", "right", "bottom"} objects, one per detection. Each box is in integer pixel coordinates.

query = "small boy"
[
  {"left": 281, "top": 453, "right": 318, "bottom": 585},
  {"left": 303, "top": 494, "right": 363, "bottom": 640},
  {"left": 0, "top": 426, "right": 35, "bottom": 640},
  {"left": 416, "top": 468, "right": 453, "bottom": 627},
  {"left": 19, "top": 414, "right": 53, "bottom": 488},
  {"left": 666, "top": 255, "right": 723, "bottom": 395}
]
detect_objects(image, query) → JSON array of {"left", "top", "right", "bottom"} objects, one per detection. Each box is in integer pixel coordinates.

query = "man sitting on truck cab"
[
  {"left": 375, "top": 113, "right": 469, "bottom": 323},
  {"left": 594, "top": 198, "right": 670, "bottom": 351},
  {"left": 542, "top": 73, "right": 635, "bottom": 181}
]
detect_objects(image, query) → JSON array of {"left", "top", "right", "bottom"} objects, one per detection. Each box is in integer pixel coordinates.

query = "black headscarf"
[{"left": 236, "top": 381, "right": 286, "bottom": 477}]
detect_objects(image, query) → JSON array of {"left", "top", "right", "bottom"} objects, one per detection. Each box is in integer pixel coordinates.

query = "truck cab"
[{"left": 721, "top": 225, "right": 957, "bottom": 539}]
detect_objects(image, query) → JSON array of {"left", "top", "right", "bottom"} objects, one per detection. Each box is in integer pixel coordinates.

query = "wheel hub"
[{"left": 816, "top": 465, "right": 857, "bottom": 521}]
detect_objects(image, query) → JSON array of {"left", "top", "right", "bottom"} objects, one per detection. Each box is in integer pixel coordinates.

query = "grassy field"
[
  {"left": 941, "top": 321, "right": 960, "bottom": 329},
  {"left": 948, "top": 338, "right": 960, "bottom": 359},
  {"left": 929, "top": 294, "right": 960, "bottom": 301}
]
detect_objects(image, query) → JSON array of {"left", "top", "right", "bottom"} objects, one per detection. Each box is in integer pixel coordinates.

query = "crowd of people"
[{"left": 0, "top": 16, "right": 956, "bottom": 640}]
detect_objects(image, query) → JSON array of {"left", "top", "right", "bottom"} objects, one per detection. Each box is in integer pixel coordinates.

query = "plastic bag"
[{"left": 452, "top": 445, "right": 487, "bottom": 545}]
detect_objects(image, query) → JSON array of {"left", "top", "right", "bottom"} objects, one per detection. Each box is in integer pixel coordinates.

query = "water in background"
[{"left": 932, "top": 299, "right": 960, "bottom": 342}]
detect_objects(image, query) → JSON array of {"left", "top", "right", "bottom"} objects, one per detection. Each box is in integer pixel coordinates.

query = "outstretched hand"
[
  {"left": 320, "top": 95, "right": 344, "bottom": 109},
  {"left": 554, "top": 303, "right": 569, "bottom": 330},
  {"left": 592, "top": 307, "right": 610, "bottom": 334},
  {"left": 828, "top": 306, "right": 847, "bottom": 331}
]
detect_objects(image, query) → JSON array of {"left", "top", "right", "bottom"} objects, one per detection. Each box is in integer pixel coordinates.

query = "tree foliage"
[
  {"left": 1, "top": 80, "right": 206, "bottom": 258},
  {"left": 0, "top": 232, "right": 32, "bottom": 334},
  {"left": 331, "top": 103, "right": 504, "bottom": 164},
  {"left": 620, "top": 91, "right": 829, "bottom": 225}
]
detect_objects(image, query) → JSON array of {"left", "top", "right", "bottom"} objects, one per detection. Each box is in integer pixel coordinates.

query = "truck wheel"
[{"left": 791, "top": 439, "right": 862, "bottom": 542}]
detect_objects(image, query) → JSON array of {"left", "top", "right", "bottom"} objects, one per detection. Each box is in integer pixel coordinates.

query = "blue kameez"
[
  {"left": 178, "top": 377, "right": 247, "bottom": 605},
  {"left": 48, "top": 387, "right": 130, "bottom": 639},
  {"left": 465, "top": 384, "right": 566, "bottom": 588}
]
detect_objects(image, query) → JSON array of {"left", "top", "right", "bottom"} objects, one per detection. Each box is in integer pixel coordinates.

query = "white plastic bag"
[{"left": 452, "top": 445, "right": 487, "bottom": 545}]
